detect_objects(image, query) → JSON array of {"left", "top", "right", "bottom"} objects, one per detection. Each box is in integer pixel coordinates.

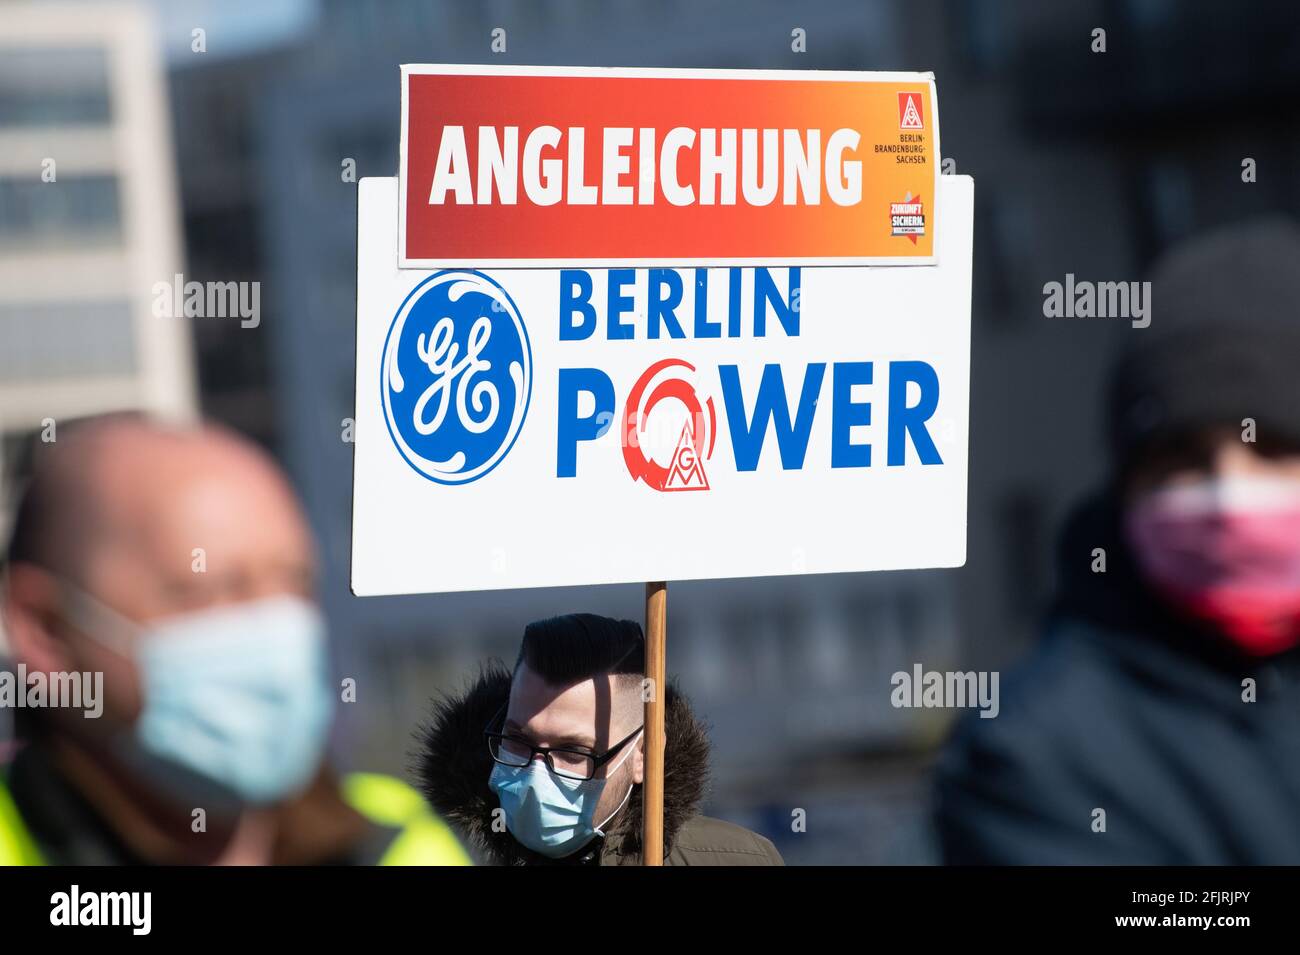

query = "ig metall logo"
[
  {"left": 381, "top": 270, "right": 532, "bottom": 484},
  {"left": 622, "top": 358, "right": 716, "bottom": 492}
]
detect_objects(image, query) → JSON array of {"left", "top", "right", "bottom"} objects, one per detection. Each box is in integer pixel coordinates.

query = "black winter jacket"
[{"left": 936, "top": 491, "right": 1300, "bottom": 864}]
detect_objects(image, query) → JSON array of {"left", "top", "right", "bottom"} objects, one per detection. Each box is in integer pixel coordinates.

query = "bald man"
[{"left": 0, "top": 413, "right": 468, "bottom": 865}]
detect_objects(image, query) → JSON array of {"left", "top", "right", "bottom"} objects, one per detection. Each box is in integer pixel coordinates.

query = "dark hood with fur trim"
[{"left": 413, "top": 662, "right": 710, "bottom": 865}]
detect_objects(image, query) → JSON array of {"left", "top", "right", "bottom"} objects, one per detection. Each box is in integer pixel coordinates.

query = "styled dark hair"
[{"left": 515, "top": 613, "right": 644, "bottom": 687}]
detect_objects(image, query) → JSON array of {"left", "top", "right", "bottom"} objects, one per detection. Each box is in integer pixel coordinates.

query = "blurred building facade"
[{"left": 0, "top": 0, "right": 194, "bottom": 613}]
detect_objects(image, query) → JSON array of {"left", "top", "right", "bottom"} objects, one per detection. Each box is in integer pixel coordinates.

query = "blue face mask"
[
  {"left": 489, "top": 730, "right": 642, "bottom": 859},
  {"left": 63, "top": 586, "right": 334, "bottom": 808}
]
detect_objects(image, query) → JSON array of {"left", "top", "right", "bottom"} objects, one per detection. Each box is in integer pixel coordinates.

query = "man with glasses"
[{"left": 416, "top": 613, "right": 783, "bottom": 865}]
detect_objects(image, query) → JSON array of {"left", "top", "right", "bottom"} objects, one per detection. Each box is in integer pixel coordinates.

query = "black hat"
[{"left": 1107, "top": 217, "right": 1300, "bottom": 472}]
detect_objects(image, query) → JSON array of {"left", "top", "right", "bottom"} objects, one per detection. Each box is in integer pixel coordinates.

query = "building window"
[
  {"left": 0, "top": 175, "right": 121, "bottom": 244},
  {"left": 0, "top": 300, "right": 136, "bottom": 382},
  {"left": 0, "top": 47, "right": 112, "bottom": 126}
]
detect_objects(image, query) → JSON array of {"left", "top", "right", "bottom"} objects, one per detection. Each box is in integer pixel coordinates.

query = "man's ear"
[
  {"left": 3, "top": 562, "right": 77, "bottom": 674},
  {"left": 631, "top": 734, "right": 645, "bottom": 785}
]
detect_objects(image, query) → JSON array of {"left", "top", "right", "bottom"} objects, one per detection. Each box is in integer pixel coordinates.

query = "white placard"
[{"left": 353, "top": 175, "right": 972, "bottom": 595}]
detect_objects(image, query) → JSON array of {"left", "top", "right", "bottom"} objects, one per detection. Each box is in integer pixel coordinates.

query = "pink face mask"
[{"left": 1125, "top": 476, "right": 1300, "bottom": 656}]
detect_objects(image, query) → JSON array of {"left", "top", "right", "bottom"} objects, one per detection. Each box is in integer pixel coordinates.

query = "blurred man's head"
[
  {"left": 2, "top": 413, "right": 331, "bottom": 810},
  {"left": 487, "top": 613, "right": 645, "bottom": 858},
  {"left": 1107, "top": 219, "right": 1300, "bottom": 655}
]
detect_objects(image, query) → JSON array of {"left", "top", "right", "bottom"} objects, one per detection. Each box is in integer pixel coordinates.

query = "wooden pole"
[{"left": 642, "top": 580, "right": 667, "bottom": 865}]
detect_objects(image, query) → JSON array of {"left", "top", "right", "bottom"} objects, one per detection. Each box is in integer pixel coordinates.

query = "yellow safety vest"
[
  {"left": 0, "top": 772, "right": 469, "bottom": 866},
  {"left": 340, "top": 771, "right": 471, "bottom": 866},
  {"left": 0, "top": 776, "right": 43, "bottom": 865}
]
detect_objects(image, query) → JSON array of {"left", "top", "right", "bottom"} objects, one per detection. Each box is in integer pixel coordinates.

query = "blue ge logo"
[{"left": 381, "top": 270, "right": 532, "bottom": 484}]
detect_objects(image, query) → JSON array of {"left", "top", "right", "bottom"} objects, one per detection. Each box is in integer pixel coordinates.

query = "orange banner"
[{"left": 399, "top": 66, "right": 940, "bottom": 268}]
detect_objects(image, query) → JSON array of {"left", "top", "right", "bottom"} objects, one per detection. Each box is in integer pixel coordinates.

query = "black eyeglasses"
[{"left": 484, "top": 703, "right": 644, "bottom": 781}]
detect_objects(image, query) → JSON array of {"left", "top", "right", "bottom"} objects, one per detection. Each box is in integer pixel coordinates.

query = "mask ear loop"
[
  {"left": 53, "top": 578, "right": 141, "bottom": 658},
  {"left": 593, "top": 729, "right": 644, "bottom": 834}
]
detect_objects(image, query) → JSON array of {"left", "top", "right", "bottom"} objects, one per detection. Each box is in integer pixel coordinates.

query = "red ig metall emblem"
[{"left": 622, "top": 358, "right": 716, "bottom": 492}]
